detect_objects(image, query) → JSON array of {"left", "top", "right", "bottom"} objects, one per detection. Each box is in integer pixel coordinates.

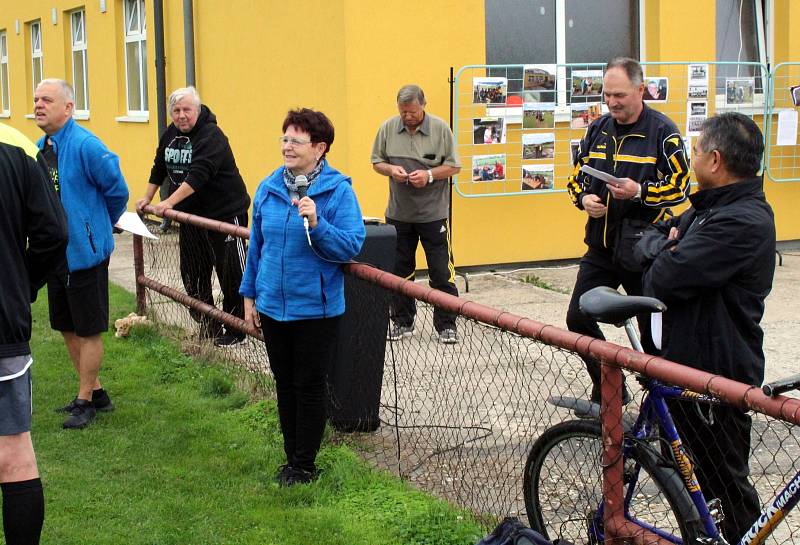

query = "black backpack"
[{"left": 475, "top": 517, "right": 572, "bottom": 545}]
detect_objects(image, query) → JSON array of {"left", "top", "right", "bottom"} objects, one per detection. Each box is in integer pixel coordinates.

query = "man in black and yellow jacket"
[
  {"left": 565, "top": 57, "right": 690, "bottom": 407},
  {"left": 0, "top": 121, "right": 68, "bottom": 544}
]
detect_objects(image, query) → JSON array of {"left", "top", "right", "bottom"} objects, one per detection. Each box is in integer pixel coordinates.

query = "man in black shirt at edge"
[
  {"left": 0, "top": 122, "right": 68, "bottom": 544},
  {"left": 136, "top": 86, "right": 251, "bottom": 347},
  {"left": 566, "top": 57, "right": 691, "bottom": 411}
]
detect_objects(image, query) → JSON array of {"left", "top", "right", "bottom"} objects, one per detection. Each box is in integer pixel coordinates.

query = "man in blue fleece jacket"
[{"left": 34, "top": 79, "right": 129, "bottom": 430}]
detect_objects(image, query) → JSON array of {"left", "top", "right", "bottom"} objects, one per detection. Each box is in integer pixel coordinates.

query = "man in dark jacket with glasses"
[{"left": 637, "top": 112, "right": 774, "bottom": 542}]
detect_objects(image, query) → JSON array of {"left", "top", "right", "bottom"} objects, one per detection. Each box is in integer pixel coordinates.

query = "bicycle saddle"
[{"left": 579, "top": 286, "right": 666, "bottom": 325}]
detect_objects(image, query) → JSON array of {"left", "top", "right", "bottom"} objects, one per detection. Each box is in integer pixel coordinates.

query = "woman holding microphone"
[{"left": 240, "top": 108, "right": 365, "bottom": 486}]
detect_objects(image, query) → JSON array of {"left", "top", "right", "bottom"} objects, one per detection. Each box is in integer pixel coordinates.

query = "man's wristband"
[
  {"left": 427, "top": 170, "right": 434, "bottom": 184},
  {"left": 632, "top": 185, "right": 642, "bottom": 202}
]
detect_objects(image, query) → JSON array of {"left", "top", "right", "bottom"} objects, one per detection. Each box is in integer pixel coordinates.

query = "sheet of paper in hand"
[{"left": 580, "top": 164, "right": 625, "bottom": 187}]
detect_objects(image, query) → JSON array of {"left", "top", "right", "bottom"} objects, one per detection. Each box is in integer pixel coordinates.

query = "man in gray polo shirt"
[{"left": 371, "top": 84, "right": 461, "bottom": 344}]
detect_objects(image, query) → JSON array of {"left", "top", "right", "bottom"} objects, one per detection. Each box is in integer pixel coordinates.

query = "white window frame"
[
  {"left": 0, "top": 30, "right": 9, "bottom": 116},
  {"left": 714, "top": 0, "right": 769, "bottom": 112},
  {"left": 554, "top": 0, "right": 645, "bottom": 108},
  {"left": 489, "top": 0, "right": 644, "bottom": 122},
  {"left": 30, "top": 20, "right": 43, "bottom": 97},
  {"left": 70, "top": 9, "right": 89, "bottom": 116},
  {"left": 122, "top": 0, "right": 147, "bottom": 116}
]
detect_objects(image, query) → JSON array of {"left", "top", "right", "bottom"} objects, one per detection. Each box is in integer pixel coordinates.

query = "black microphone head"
[{"left": 295, "top": 175, "right": 309, "bottom": 198}]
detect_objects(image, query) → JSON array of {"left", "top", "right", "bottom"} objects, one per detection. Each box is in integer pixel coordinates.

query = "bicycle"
[{"left": 522, "top": 286, "right": 800, "bottom": 545}]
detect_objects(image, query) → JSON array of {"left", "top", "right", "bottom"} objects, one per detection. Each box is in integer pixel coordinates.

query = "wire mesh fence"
[
  {"left": 766, "top": 62, "right": 800, "bottom": 182},
  {"left": 136, "top": 209, "right": 800, "bottom": 543}
]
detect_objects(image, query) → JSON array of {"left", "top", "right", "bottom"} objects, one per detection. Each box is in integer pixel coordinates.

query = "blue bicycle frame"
[{"left": 591, "top": 378, "right": 800, "bottom": 545}]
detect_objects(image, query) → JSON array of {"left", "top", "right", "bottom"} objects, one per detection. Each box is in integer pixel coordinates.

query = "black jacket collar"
[{"left": 688, "top": 177, "right": 764, "bottom": 211}]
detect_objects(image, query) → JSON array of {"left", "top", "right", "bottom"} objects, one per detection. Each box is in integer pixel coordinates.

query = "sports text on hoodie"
[{"left": 148, "top": 104, "right": 250, "bottom": 220}]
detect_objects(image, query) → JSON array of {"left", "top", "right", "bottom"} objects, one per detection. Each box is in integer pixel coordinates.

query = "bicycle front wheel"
[{"left": 523, "top": 419, "right": 704, "bottom": 544}]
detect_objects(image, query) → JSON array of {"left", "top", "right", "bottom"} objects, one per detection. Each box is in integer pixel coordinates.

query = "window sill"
[
  {"left": 115, "top": 114, "right": 149, "bottom": 123},
  {"left": 74, "top": 111, "right": 90, "bottom": 121},
  {"left": 0, "top": 112, "right": 9, "bottom": 119},
  {"left": 24, "top": 113, "right": 34, "bottom": 119}
]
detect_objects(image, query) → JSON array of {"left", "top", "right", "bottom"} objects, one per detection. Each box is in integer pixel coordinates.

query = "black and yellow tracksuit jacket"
[
  {"left": 0, "top": 123, "right": 68, "bottom": 359},
  {"left": 567, "top": 104, "right": 691, "bottom": 251}
]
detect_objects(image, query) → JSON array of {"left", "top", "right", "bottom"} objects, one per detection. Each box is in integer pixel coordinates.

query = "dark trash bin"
[{"left": 327, "top": 221, "right": 395, "bottom": 432}]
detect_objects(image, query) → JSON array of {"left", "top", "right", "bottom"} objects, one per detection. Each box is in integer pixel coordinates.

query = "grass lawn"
[{"left": 27, "top": 284, "right": 483, "bottom": 545}]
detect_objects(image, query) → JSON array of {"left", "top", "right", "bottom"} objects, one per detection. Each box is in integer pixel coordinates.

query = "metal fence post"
[
  {"left": 601, "top": 359, "right": 626, "bottom": 544},
  {"left": 133, "top": 233, "right": 146, "bottom": 315}
]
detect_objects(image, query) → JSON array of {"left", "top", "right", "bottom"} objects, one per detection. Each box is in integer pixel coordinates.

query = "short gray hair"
[
  {"left": 605, "top": 57, "right": 644, "bottom": 87},
  {"left": 168, "top": 86, "right": 201, "bottom": 110},
  {"left": 38, "top": 78, "right": 75, "bottom": 103},
  {"left": 396, "top": 84, "right": 426, "bottom": 106}
]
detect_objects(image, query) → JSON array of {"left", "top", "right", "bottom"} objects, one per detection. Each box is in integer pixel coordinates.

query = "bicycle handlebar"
[{"left": 762, "top": 373, "right": 800, "bottom": 397}]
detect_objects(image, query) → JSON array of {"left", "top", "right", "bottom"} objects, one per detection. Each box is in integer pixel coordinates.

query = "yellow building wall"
[
  {"left": 765, "top": 0, "right": 800, "bottom": 217},
  {"left": 0, "top": 1, "right": 159, "bottom": 191},
  {"left": 0, "top": 0, "right": 798, "bottom": 267}
]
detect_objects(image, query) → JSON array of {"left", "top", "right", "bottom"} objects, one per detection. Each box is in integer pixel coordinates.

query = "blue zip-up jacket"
[
  {"left": 240, "top": 161, "right": 365, "bottom": 321},
  {"left": 37, "top": 118, "right": 129, "bottom": 272}
]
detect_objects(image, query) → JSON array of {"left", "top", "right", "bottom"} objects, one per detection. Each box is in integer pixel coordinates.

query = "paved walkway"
[{"left": 111, "top": 232, "right": 800, "bottom": 384}]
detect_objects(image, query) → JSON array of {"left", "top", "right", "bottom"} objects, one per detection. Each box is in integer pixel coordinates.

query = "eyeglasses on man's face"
[{"left": 279, "top": 136, "right": 312, "bottom": 147}]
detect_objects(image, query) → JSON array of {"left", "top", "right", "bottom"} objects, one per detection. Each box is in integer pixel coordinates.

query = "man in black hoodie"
[
  {"left": 136, "top": 86, "right": 251, "bottom": 346},
  {"left": 636, "top": 112, "right": 774, "bottom": 542},
  {"left": 0, "top": 122, "right": 68, "bottom": 544}
]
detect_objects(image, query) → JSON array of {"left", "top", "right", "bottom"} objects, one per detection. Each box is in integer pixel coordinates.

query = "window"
[
  {"left": 715, "top": 0, "right": 767, "bottom": 97},
  {"left": 71, "top": 9, "right": 89, "bottom": 113},
  {"left": 30, "top": 20, "right": 43, "bottom": 95},
  {"left": 123, "top": 0, "right": 147, "bottom": 114},
  {"left": 0, "top": 31, "right": 9, "bottom": 114},
  {"left": 485, "top": 0, "right": 640, "bottom": 97}
]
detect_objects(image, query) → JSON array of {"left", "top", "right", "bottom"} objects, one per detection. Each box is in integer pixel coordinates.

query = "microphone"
[{"left": 295, "top": 175, "right": 309, "bottom": 230}]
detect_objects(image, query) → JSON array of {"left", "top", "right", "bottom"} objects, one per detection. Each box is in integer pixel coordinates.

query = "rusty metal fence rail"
[{"left": 134, "top": 207, "right": 800, "bottom": 543}]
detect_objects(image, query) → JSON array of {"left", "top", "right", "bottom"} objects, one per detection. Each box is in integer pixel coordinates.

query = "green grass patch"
[
  {"left": 29, "top": 284, "right": 483, "bottom": 545},
  {"left": 520, "top": 273, "right": 569, "bottom": 294}
]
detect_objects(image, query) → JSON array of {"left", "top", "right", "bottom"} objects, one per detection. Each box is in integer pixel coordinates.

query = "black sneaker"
[
  {"left": 62, "top": 399, "right": 96, "bottom": 429},
  {"left": 438, "top": 328, "right": 458, "bottom": 344},
  {"left": 55, "top": 390, "right": 114, "bottom": 413},
  {"left": 274, "top": 464, "right": 293, "bottom": 486},
  {"left": 55, "top": 397, "right": 80, "bottom": 414},
  {"left": 279, "top": 466, "right": 317, "bottom": 487},
  {"left": 214, "top": 332, "right": 246, "bottom": 347},
  {"left": 575, "top": 383, "right": 632, "bottom": 418},
  {"left": 387, "top": 323, "right": 415, "bottom": 341},
  {"left": 92, "top": 389, "right": 114, "bottom": 412}
]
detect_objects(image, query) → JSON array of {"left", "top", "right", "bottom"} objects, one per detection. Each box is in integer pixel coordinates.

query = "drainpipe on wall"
[
  {"left": 183, "top": 0, "right": 195, "bottom": 86},
  {"left": 153, "top": 0, "right": 167, "bottom": 134},
  {"left": 153, "top": 0, "right": 169, "bottom": 230}
]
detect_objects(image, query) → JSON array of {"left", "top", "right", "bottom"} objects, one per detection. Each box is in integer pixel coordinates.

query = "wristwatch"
[
  {"left": 631, "top": 185, "right": 642, "bottom": 202},
  {"left": 427, "top": 170, "right": 434, "bottom": 184}
]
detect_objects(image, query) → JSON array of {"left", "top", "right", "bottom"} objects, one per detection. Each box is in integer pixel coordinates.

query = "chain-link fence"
[
  {"left": 135, "top": 207, "right": 800, "bottom": 543},
  {"left": 766, "top": 62, "right": 800, "bottom": 182}
]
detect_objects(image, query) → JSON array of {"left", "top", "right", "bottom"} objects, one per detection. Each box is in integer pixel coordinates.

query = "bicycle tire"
[{"left": 523, "top": 419, "right": 707, "bottom": 544}]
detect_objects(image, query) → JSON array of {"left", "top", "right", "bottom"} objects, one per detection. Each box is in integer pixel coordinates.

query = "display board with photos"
[
  {"left": 764, "top": 62, "right": 800, "bottom": 183},
  {"left": 453, "top": 62, "right": 768, "bottom": 197}
]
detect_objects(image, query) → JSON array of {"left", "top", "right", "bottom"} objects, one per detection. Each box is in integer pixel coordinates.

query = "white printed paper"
[
  {"left": 580, "top": 165, "right": 624, "bottom": 187},
  {"left": 776, "top": 110, "right": 798, "bottom": 146},
  {"left": 650, "top": 312, "right": 663, "bottom": 351},
  {"left": 115, "top": 211, "right": 158, "bottom": 239}
]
